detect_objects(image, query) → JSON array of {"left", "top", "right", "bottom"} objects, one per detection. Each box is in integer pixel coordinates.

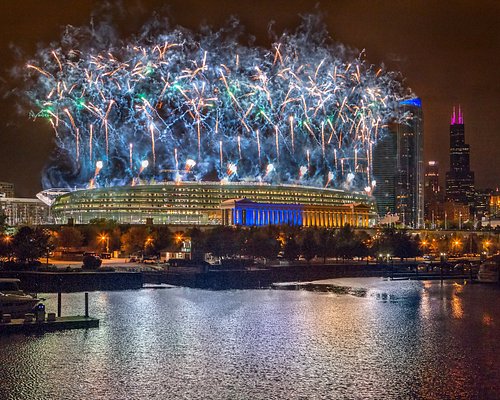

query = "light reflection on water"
[{"left": 1, "top": 280, "right": 499, "bottom": 400}]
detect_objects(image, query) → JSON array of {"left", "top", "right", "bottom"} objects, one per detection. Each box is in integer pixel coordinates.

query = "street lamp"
[
  {"left": 483, "top": 240, "right": 491, "bottom": 256},
  {"left": 99, "top": 234, "right": 109, "bottom": 253},
  {"left": 452, "top": 240, "right": 461, "bottom": 256},
  {"left": 175, "top": 233, "right": 184, "bottom": 244}
]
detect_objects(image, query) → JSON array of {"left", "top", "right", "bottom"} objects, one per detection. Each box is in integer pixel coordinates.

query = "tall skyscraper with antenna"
[{"left": 445, "top": 106, "right": 475, "bottom": 205}]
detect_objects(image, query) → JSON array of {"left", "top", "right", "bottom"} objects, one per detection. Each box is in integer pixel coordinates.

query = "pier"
[
  {"left": 0, "top": 316, "right": 99, "bottom": 334},
  {"left": 0, "top": 292, "right": 99, "bottom": 335}
]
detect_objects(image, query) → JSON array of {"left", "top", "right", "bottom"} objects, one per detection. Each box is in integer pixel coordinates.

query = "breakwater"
[
  {"left": 0, "top": 271, "right": 143, "bottom": 292},
  {"left": 143, "top": 264, "right": 386, "bottom": 289},
  {"left": 2, "top": 262, "right": 467, "bottom": 292}
]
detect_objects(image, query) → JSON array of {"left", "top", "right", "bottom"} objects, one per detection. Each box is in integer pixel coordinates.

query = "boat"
[
  {"left": 477, "top": 255, "right": 500, "bottom": 283},
  {"left": 0, "top": 278, "right": 41, "bottom": 318}
]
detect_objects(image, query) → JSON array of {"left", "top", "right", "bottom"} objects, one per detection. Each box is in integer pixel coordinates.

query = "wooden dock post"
[
  {"left": 57, "top": 292, "right": 62, "bottom": 317},
  {"left": 84, "top": 293, "right": 89, "bottom": 318}
]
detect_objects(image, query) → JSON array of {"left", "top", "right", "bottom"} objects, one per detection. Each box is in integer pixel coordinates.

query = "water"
[{"left": 1, "top": 279, "right": 500, "bottom": 400}]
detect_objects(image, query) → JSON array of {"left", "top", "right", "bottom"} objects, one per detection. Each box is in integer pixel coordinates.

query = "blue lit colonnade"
[{"left": 221, "top": 199, "right": 371, "bottom": 228}]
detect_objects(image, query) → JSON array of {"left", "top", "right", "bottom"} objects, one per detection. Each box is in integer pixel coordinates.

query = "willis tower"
[{"left": 445, "top": 106, "right": 475, "bottom": 205}]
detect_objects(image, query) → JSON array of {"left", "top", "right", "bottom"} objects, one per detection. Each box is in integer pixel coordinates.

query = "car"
[
  {"left": 423, "top": 254, "right": 435, "bottom": 261},
  {"left": 128, "top": 256, "right": 139, "bottom": 263},
  {"left": 100, "top": 253, "right": 112, "bottom": 259},
  {"left": 141, "top": 258, "right": 158, "bottom": 265},
  {"left": 453, "top": 262, "right": 472, "bottom": 272},
  {"left": 417, "top": 263, "right": 430, "bottom": 272}
]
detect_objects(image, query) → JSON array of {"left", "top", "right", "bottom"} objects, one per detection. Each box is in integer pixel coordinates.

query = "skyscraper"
[
  {"left": 373, "top": 98, "right": 424, "bottom": 228},
  {"left": 424, "top": 161, "right": 442, "bottom": 225},
  {"left": 371, "top": 128, "right": 397, "bottom": 216},
  {"left": 445, "top": 106, "right": 475, "bottom": 205},
  {"left": 425, "top": 161, "right": 440, "bottom": 195}
]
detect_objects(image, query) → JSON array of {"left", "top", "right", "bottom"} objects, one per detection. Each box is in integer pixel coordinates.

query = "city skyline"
[{"left": 0, "top": 1, "right": 499, "bottom": 196}]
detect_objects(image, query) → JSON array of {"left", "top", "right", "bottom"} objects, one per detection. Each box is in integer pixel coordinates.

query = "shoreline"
[
  {"left": 0, "top": 262, "right": 479, "bottom": 292},
  {"left": 1, "top": 263, "right": 385, "bottom": 292}
]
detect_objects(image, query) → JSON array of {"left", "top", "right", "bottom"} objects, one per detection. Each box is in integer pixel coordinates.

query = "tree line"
[{"left": 1, "top": 216, "right": 498, "bottom": 266}]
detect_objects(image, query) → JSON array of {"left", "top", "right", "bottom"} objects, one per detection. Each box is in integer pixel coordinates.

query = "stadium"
[{"left": 49, "top": 182, "right": 376, "bottom": 228}]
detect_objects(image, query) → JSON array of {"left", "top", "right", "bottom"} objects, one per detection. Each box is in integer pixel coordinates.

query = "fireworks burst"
[{"left": 23, "top": 14, "right": 410, "bottom": 190}]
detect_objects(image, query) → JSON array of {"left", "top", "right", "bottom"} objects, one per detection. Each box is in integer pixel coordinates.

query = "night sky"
[{"left": 1, "top": 0, "right": 499, "bottom": 197}]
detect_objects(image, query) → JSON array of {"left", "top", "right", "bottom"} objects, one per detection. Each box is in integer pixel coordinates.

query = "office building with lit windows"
[
  {"left": 0, "top": 197, "right": 50, "bottom": 226},
  {"left": 372, "top": 98, "right": 424, "bottom": 228},
  {"left": 0, "top": 181, "right": 15, "bottom": 198},
  {"left": 424, "top": 161, "right": 443, "bottom": 224}
]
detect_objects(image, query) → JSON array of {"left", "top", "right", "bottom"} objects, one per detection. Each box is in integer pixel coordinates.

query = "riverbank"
[
  {"left": 1, "top": 263, "right": 385, "bottom": 291},
  {"left": 0, "top": 270, "right": 143, "bottom": 292},
  {"left": 145, "top": 263, "right": 386, "bottom": 289},
  {"left": 1, "top": 261, "right": 478, "bottom": 291}
]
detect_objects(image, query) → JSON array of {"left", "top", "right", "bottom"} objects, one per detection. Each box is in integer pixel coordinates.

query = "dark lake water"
[{"left": 1, "top": 279, "right": 500, "bottom": 400}]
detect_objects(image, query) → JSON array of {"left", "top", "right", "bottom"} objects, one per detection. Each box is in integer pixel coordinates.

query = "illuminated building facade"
[
  {"left": 221, "top": 199, "right": 371, "bottom": 228},
  {"left": 373, "top": 98, "right": 424, "bottom": 228},
  {"left": 0, "top": 197, "right": 50, "bottom": 226},
  {"left": 443, "top": 201, "right": 470, "bottom": 228},
  {"left": 425, "top": 161, "right": 440, "bottom": 196},
  {"left": 490, "top": 194, "right": 500, "bottom": 218},
  {"left": 0, "top": 182, "right": 15, "bottom": 198},
  {"left": 473, "top": 189, "right": 493, "bottom": 222},
  {"left": 424, "top": 161, "right": 443, "bottom": 225},
  {"left": 372, "top": 128, "right": 397, "bottom": 216},
  {"left": 445, "top": 106, "right": 475, "bottom": 205},
  {"left": 50, "top": 182, "right": 377, "bottom": 226}
]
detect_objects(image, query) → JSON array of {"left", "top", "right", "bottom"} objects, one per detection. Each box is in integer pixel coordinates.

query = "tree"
[
  {"left": 372, "top": 228, "right": 420, "bottom": 261},
  {"left": 109, "top": 227, "right": 122, "bottom": 252},
  {"left": 88, "top": 218, "right": 118, "bottom": 230},
  {"left": 0, "top": 210, "right": 7, "bottom": 233},
  {"left": 246, "top": 227, "right": 281, "bottom": 260},
  {"left": 82, "top": 254, "right": 102, "bottom": 270},
  {"left": 334, "top": 225, "right": 359, "bottom": 259},
  {"left": 326, "top": 227, "right": 370, "bottom": 260},
  {"left": 316, "top": 228, "right": 336, "bottom": 263},
  {"left": 188, "top": 227, "right": 206, "bottom": 261},
  {"left": 150, "top": 226, "right": 173, "bottom": 255},
  {"left": 121, "top": 226, "right": 148, "bottom": 255},
  {"left": 0, "top": 234, "right": 13, "bottom": 260},
  {"left": 204, "top": 226, "right": 241, "bottom": 259},
  {"left": 12, "top": 226, "right": 50, "bottom": 264},
  {"left": 301, "top": 229, "right": 318, "bottom": 263},
  {"left": 280, "top": 226, "right": 302, "bottom": 261},
  {"left": 56, "top": 226, "right": 84, "bottom": 249},
  {"left": 283, "top": 234, "right": 301, "bottom": 261}
]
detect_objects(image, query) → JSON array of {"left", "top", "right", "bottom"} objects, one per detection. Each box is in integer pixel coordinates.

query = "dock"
[
  {"left": 386, "top": 273, "right": 472, "bottom": 281},
  {"left": 0, "top": 292, "right": 99, "bottom": 335},
  {"left": 0, "top": 316, "right": 99, "bottom": 335}
]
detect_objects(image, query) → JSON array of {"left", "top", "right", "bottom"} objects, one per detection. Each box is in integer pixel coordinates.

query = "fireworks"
[{"left": 24, "top": 14, "right": 409, "bottom": 190}]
